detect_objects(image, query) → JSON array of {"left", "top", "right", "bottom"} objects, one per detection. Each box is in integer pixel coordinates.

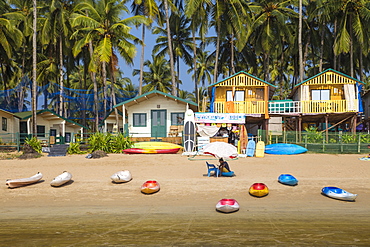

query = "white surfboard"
[{"left": 183, "top": 109, "right": 196, "bottom": 152}]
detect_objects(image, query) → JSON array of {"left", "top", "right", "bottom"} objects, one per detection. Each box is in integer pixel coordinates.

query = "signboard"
[{"left": 194, "top": 112, "right": 245, "bottom": 124}]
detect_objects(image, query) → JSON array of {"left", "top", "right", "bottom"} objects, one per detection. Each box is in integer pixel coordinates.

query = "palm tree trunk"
[
  {"left": 102, "top": 61, "right": 108, "bottom": 119},
  {"left": 349, "top": 15, "right": 354, "bottom": 77},
  {"left": 59, "top": 37, "right": 64, "bottom": 117},
  {"left": 213, "top": 20, "right": 221, "bottom": 85},
  {"left": 231, "top": 33, "right": 235, "bottom": 74},
  {"left": 88, "top": 41, "right": 99, "bottom": 131},
  {"left": 298, "top": 0, "right": 304, "bottom": 83},
  {"left": 32, "top": 0, "right": 37, "bottom": 136},
  {"left": 164, "top": 0, "right": 177, "bottom": 96},
  {"left": 139, "top": 24, "right": 145, "bottom": 95},
  {"left": 192, "top": 28, "right": 198, "bottom": 106},
  {"left": 319, "top": 22, "right": 325, "bottom": 72}
]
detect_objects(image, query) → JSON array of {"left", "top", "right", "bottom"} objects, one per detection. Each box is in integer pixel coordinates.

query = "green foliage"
[
  {"left": 304, "top": 126, "right": 323, "bottom": 143},
  {"left": 360, "top": 134, "right": 370, "bottom": 144},
  {"left": 88, "top": 132, "right": 133, "bottom": 153},
  {"left": 68, "top": 143, "right": 86, "bottom": 154},
  {"left": 341, "top": 134, "right": 357, "bottom": 144},
  {"left": 24, "top": 137, "right": 42, "bottom": 153}
]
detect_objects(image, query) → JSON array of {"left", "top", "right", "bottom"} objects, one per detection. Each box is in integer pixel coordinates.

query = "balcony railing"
[
  {"left": 269, "top": 100, "right": 358, "bottom": 114},
  {"left": 213, "top": 100, "right": 358, "bottom": 114},
  {"left": 213, "top": 101, "right": 266, "bottom": 114}
]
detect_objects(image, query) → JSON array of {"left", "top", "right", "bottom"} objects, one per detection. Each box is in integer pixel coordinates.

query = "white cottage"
[
  {"left": 104, "top": 90, "right": 197, "bottom": 137},
  {"left": 0, "top": 109, "right": 20, "bottom": 144},
  {"left": 14, "top": 109, "right": 87, "bottom": 144}
]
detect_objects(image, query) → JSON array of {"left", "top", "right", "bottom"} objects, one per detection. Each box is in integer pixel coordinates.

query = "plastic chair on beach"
[{"left": 206, "top": 161, "right": 220, "bottom": 177}]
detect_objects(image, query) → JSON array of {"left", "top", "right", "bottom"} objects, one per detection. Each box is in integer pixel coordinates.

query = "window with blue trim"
[
  {"left": 171, "top": 112, "right": 184, "bottom": 125},
  {"left": 133, "top": 113, "right": 147, "bottom": 127}
]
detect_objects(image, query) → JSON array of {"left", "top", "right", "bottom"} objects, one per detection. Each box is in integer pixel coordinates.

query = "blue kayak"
[
  {"left": 278, "top": 174, "right": 298, "bottom": 186},
  {"left": 265, "top": 143, "right": 307, "bottom": 155},
  {"left": 321, "top": 187, "right": 357, "bottom": 201}
]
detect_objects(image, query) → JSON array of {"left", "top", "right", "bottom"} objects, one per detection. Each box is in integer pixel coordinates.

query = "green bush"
[
  {"left": 24, "top": 137, "right": 42, "bottom": 153},
  {"left": 68, "top": 143, "right": 86, "bottom": 154},
  {"left": 88, "top": 132, "right": 133, "bottom": 153}
]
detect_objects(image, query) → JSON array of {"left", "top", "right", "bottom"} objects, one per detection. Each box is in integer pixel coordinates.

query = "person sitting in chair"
[{"left": 218, "top": 158, "right": 231, "bottom": 174}]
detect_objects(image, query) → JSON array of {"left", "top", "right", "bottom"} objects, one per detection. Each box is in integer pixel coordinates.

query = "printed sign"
[{"left": 194, "top": 112, "right": 245, "bottom": 124}]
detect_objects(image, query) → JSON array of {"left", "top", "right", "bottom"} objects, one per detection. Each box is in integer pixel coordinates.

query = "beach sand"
[{"left": 1, "top": 153, "right": 370, "bottom": 246}]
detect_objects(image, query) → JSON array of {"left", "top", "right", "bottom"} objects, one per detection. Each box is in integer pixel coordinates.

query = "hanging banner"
[{"left": 194, "top": 112, "right": 245, "bottom": 124}]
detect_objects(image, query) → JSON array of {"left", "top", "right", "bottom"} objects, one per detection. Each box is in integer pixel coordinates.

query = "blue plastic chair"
[{"left": 206, "top": 161, "right": 220, "bottom": 177}]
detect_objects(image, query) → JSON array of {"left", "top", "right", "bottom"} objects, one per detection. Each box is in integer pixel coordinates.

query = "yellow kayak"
[
  {"left": 133, "top": 142, "right": 182, "bottom": 150},
  {"left": 249, "top": 183, "right": 269, "bottom": 197}
]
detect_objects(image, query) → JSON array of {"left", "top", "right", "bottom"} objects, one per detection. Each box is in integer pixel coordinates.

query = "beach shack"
[
  {"left": 209, "top": 71, "right": 277, "bottom": 131},
  {"left": 108, "top": 90, "right": 198, "bottom": 141},
  {"left": 0, "top": 109, "right": 20, "bottom": 144},
  {"left": 14, "top": 109, "right": 87, "bottom": 145},
  {"left": 280, "top": 69, "right": 364, "bottom": 136}
]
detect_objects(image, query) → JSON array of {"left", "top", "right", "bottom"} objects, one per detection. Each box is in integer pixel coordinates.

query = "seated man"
[{"left": 218, "top": 158, "right": 231, "bottom": 173}]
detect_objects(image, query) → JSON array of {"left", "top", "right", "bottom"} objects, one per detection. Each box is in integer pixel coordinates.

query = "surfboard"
[
  {"left": 246, "top": 139, "right": 256, "bottom": 157},
  {"left": 183, "top": 109, "right": 196, "bottom": 152},
  {"left": 255, "top": 141, "right": 265, "bottom": 158},
  {"left": 239, "top": 125, "right": 247, "bottom": 154}
]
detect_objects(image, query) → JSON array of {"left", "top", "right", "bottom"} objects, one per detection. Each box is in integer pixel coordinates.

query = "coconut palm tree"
[
  {"left": 131, "top": 0, "right": 160, "bottom": 95},
  {"left": 72, "top": 0, "right": 147, "bottom": 124},
  {"left": 133, "top": 54, "right": 172, "bottom": 93},
  {"left": 153, "top": 13, "right": 193, "bottom": 95}
]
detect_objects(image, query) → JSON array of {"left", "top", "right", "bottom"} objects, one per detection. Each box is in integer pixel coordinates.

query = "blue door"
[{"left": 151, "top": 110, "right": 167, "bottom": 138}]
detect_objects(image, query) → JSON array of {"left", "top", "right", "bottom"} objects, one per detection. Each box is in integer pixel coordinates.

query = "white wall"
[{"left": 127, "top": 96, "right": 187, "bottom": 137}]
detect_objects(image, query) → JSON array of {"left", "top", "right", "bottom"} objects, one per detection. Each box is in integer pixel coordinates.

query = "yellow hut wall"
[
  {"left": 214, "top": 87, "right": 266, "bottom": 102},
  {"left": 309, "top": 84, "right": 344, "bottom": 100}
]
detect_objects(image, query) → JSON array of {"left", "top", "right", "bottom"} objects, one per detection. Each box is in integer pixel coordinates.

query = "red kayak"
[
  {"left": 123, "top": 148, "right": 180, "bottom": 154},
  {"left": 215, "top": 199, "right": 240, "bottom": 213},
  {"left": 141, "top": 180, "right": 160, "bottom": 194}
]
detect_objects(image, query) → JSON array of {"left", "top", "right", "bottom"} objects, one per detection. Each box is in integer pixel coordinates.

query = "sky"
[{"left": 118, "top": 25, "right": 196, "bottom": 93}]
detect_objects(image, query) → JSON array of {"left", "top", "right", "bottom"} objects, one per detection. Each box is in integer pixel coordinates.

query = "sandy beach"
[{"left": 1, "top": 153, "right": 370, "bottom": 246}]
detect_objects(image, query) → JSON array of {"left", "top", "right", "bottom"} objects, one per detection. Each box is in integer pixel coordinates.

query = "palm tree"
[
  {"left": 159, "top": 0, "right": 177, "bottom": 96},
  {"left": 247, "top": 0, "right": 297, "bottom": 81},
  {"left": 332, "top": 0, "right": 370, "bottom": 77},
  {"left": 131, "top": 0, "right": 160, "bottom": 95},
  {"left": 72, "top": 0, "right": 147, "bottom": 125},
  {"left": 32, "top": 0, "right": 37, "bottom": 136},
  {"left": 41, "top": 0, "right": 74, "bottom": 117},
  {"left": 185, "top": 0, "right": 211, "bottom": 105},
  {"left": 153, "top": 13, "right": 193, "bottom": 95},
  {"left": 133, "top": 54, "right": 172, "bottom": 93}
]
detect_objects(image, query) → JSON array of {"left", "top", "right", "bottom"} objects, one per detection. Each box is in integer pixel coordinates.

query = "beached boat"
[
  {"left": 278, "top": 174, "right": 298, "bottom": 186},
  {"left": 123, "top": 148, "right": 180, "bottom": 154},
  {"left": 111, "top": 170, "right": 132, "bottom": 183},
  {"left": 215, "top": 199, "right": 240, "bottom": 213},
  {"left": 321, "top": 187, "right": 357, "bottom": 201},
  {"left": 124, "top": 142, "right": 182, "bottom": 154},
  {"left": 249, "top": 183, "right": 269, "bottom": 197},
  {"left": 141, "top": 180, "right": 160, "bottom": 194},
  {"left": 265, "top": 143, "right": 307, "bottom": 155},
  {"left": 6, "top": 172, "right": 43, "bottom": 188},
  {"left": 50, "top": 171, "right": 72, "bottom": 187}
]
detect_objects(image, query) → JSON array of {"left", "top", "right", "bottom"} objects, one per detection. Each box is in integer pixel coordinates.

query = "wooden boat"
[
  {"left": 216, "top": 199, "right": 240, "bottom": 213},
  {"left": 278, "top": 174, "right": 298, "bottom": 186},
  {"left": 265, "top": 143, "right": 307, "bottom": 155},
  {"left": 141, "top": 180, "right": 160, "bottom": 194},
  {"left": 123, "top": 148, "right": 180, "bottom": 154},
  {"left": 111, "top": 170, "right": 132, "bottom": 183},
  {"left": 6, "top": 172, "right": 43, "bottom": 188},
  {"left": 321, "top": 187, "right": 357, "bottom": 201},
  {"left": 249, "top": 183, "right": 269, "bottom": 197},
  {"left": 50, "top": 171, "right": 72, "bottom": 187}
]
